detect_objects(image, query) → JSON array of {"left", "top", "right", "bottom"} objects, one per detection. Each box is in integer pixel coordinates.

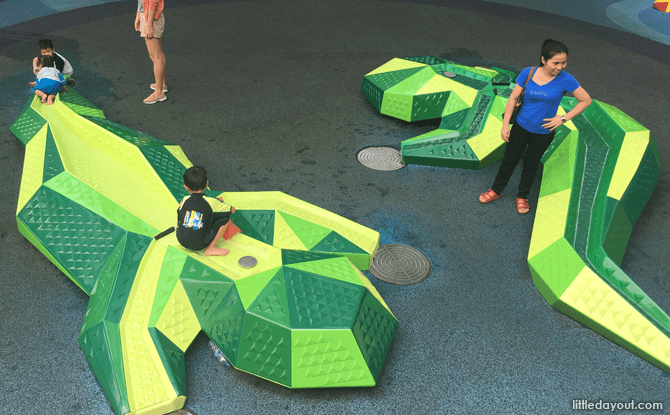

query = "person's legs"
[
  {"left": 144, "top": 37, "right": 166, "bottom": 103},
  {"left": 205, "top": 222, "right": 230, "bottom": 256},
  {"left": 490, "top": 124, "right": 531, "bottom": 195},
  {"left": 516, "top": 132, "right": 555, "bottom": 199},
  {"left": 35, "top": 89, "right": 47, "bottom": 103},
  {"left": 46, "top": 94, "right": 56, "bottom": 105}
]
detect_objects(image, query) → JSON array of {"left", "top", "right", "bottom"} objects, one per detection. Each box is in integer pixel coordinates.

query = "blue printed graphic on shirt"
[
  {"left": 183, "top": 211, "right": 204, "bottom": 230},
  {"left": 515, "top": 67, "right": 580, "bottom": 134}
]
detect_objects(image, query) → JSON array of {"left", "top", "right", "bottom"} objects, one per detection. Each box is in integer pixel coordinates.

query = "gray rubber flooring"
[{"left": 1, "top": 1, "right": 670, "bottom": 414}]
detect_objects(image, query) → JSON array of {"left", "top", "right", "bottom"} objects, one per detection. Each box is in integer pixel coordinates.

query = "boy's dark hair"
[
  {"left": 183, "top": 166, "right": 208, "bottom": 191},
  {"left": 540, "top": 39, "right": 568, "bottom": 66},
  {"left": 38, "top": 39, "right": 54, "bottom": 50},
  {"left": 39, "top": 55, "right": 54, "bottom": 68}
]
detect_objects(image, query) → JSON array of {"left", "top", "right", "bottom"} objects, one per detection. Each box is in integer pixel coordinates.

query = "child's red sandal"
[
  {"left": 479, "top": 189, "right": 501, "bottom": 204},
  {"left": 516, "top": 198, "right": 530, "bottom": 215}
]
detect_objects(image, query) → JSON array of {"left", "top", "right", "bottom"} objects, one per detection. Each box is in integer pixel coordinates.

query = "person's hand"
[
  {"left": 135, "top": 15, "right": 141, "bottom": 31},
  {"left": 500, "top": 125, "right": 511, "bottom": 142},
  {"left": 145, "top": 23, "right": 154, "bottom": 38},
  {"left": 29, "top": 81, "right": 36, "bottom": 87},
  {"left": 542, "top": 115, "right": 564, "bottom": 131},
  {"left": 217, "top": 196, "right": 225, "bottom": 203},
  {"left": 33, "top": 67, "right": 39, "bottom": 75}
]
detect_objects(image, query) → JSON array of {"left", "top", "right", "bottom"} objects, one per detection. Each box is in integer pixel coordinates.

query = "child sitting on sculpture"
[
  {"left": 30, "top": 56, "right": 66, "bottom": 105},
  {"left": 177, "top": 166, "right": 238, "bottom": 256},
  {"left": 32, "top": 39, "right": 73, "bottom": 79}
]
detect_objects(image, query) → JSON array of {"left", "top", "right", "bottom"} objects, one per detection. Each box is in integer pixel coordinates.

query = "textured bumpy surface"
[
  {"left": 363, "top": 57, "right": 666, "bottom": 374},
  {"left": 13, "top": 91, "right": 397, "bottom": 415}
]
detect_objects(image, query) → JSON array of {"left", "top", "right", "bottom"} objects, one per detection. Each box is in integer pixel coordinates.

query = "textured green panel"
[
  {"left": 385, "top": 67, "right": 435, "bottom": 96},
  {"left": 597, "top": 100, "right": 647, "bottom": 133},
  {"left": 78, "top": 320, "right": 129, "bottom": 415},
  {"left": 539, "top": 130, "right": 576, "bottom": 198},
  {"left": 281, "top": 249, "right": 340, "bottom": 265},
  {"left": 540, "top": 124, "right": 572, "bottom": 165},
  {"left": 430, "top": 63, "right": 490, "bottom": 89},
  {"left": 182, "top": 280, "right": 234, "bottom": 325},
  {"left": 230, "top": 210, "right": 275, "bottom": 245},
  {"left": 403, "top": 56, "right": 447, "bottom": 65},
  {"left": 279, "top": 212, "right": 332, "bottom": 250},
  {"left": 380, "top": 91, "right": 414, "bottom": 121},
  {"left": 309, "top": 231, "right": 369, "bottom": 269},
  {"left": 43, "top": 126, "right": 64, "bottom": 182},
  {"left": 283, "top": 267, "right": 365, "bottom": 329},
  {"left": 149, "top": 247, "right": 187, "bottom": 327},
  {"left": 203, "top": 285, "right": 245, "bottom": 366},
  {"left": 411, "top": 91, "right": 450, "bottom": 122},
  {"left": 80, "top": 240, "right": 125, "bottom": 334},
  {"left": 361, "top": 77, "right": 384, "bottom": 112},
  {"left": 59, "top": 89, "right": 99, "bottom": 110},
  {"left": 149, "top": 327, "right": 187, "bottom": 397},
  {"left": 140, "top": 146, "right": 190, "bottom": 202},
  {"left": 581, "top": 101, "right": 625, "bottom": 148},
  {"left": 236, "top": 313, "right": 292, "bottom": 387},
  {"left": 45, "top": 172, "right": 158, "bottom": 237},
  {"left": 17, "top": 219, "right": 75, "bottom": 285},
  {"left": 62, "top": 102, "right": 105, "bottom": 118},
  {"left": 402, "top": 141, "right": 479, "bottom": 169},
  {"left": 364, "top": 67, "right": 426, "bottom": 92},
  {"left": 235, "top": 267, "right": 281, "bottom": 309},
  {"left": 619, "top": 142, "right": 662, "bottom": 225},
  {"left": 352, "top": 290, "right": 398, "bottom": 381},
  {"left": 17, "top": 186, "right": 127, "bottom": 295},
  {"left": 180, "top": 256, "right": 233, "bottom": 283},
  {"left": 10, "top": 103, "right": 47, "bottom": 146},
  {"left": 601, "top": 199, "right": 632, "bottom": 266},
  {"left": 528, "top": 238, "right": 585, "bottom": 305},
  {"left": 104, "top": 233, "right": 152, "bottom": 323},
  {"left": 291, "top": 330, "right": 375, "bottom": 388},
  {"left": 438, "top": 108, "right": 469, "bottom": 130},
  {"left": 286, "top": 257, "right": 365, "bottom": 287},
  {"left": 83, "top": 115, "right": 170, "bottom": 147},
  {"left": 247, "top": 268, "right": 291, "bottom": 328},
  {"left": 563, "top": 128, "right": 587, "bottom": 247}
]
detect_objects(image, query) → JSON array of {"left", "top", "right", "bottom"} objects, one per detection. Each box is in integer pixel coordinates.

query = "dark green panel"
[
  {"left": 139, "top": 146, "right": 189, "bottom": 202},
  {"left": 620, "top": 141, "right": 662, "bottom": 226},
  {"left": 236, "top": 313, "right": 292, "bottom": 387},
  {"left": 182, "top": 280, "right": 234, "bottom": 325},
  {"left": 403, "top": 56, "right": 447, "bottom": 65},
  {"left": 352, "top": 291, "right": 398, "bottom": 382},
  {"left": 83, "top": 115, "right": 170, "bottom": 147},
  {"left": 411, "top": 91, "right": 451, "bottom": 122},
  {"left": 10, "top": 102, "right": 47, "bottom": 147},
  {"left": 581, "top": 101, "right": 625, "bottom": 148},
  {"left": 281, "top": 249, "right": 340, "bottom": 265},
  {"left": 564, "top": 128, "right": 587, "bottom": 247},
  {"left": 283, "top": 267, "right": 365, "bottom": 329},
  {"left": 179, "top": 256, "right": 233, "bottom": 283},
  {"left": 364, "top": 67, "right": 426, "bottom": 92},
  {"left": 59, "top": 89, "right": 99, "bottom": 110},
  {"left": 310, "top": 231, "right": 368, "bottom": 256},
  {"left": 104, "top": 233, "right": 152, "bottom": 323},
  {"left": 601, "top": 198, "right": 632, "bottom": 266},
  {"left": 203, "top": 285, "right": 245, "bottom": 366},
  {"left": 43, "top": 126, "right": 64, "bottom": 182},
  {"left": 361, "top": 77, "right": 384, "bottom": 112},
  {"left": 540, "top": 124, "right": 572, "bottom": 165},
  {"left": 149, "top": 328, "right": 187, "bottom": 397},
  {"left": 78, "top": 321, "right": 129, "bottom": 415},
  {"left": 17, "top": 186, "right": 127, "bottom": 295},
  {"left": 230, "top": 210, "right": 275, "bottom": 245},
  {"left": 438, "top": 108, "right": 469, "bottom": 130},
  {"left": 247, "top": 268, "right": 291, "bottom": 328}
]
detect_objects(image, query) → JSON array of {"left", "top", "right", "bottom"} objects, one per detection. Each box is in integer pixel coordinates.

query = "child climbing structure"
[{"left": 12, "top": 90, "right": 398, "bottom": 415}]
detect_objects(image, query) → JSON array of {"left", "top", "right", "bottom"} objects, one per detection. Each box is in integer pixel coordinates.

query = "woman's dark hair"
[
  {"left": 540, "top": 39, "right": 568, "bottom": 66},
  {"left": 38, "top": 39, "right": 54, "bottom": 50},
  {"left": 183, "top": 166, "right": 208, "bottom": 191},
  {"left": 39, "top": 55, "right": 54, "bottom": 68}
]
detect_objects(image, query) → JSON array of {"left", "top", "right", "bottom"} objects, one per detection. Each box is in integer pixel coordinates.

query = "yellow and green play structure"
[
  {"left": 363, "top": 57, "right": 667, "bottom": 373},
  {"left": 12, "top": 90, "right": 398, "bottom": 415}
]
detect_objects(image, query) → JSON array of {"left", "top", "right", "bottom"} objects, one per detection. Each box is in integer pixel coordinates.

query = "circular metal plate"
[
  {"left": 369, "top": 244, "right": 431, "bottom": 285},
  {"left": 442, "top": 71, "right": 457, "bottom": 78},
  {"left": 238, "top": 256, "right": 257, "bottom": 268},
  {"left": 66, "top": 78, "right": 78, "bottom": 88},
  {"left": 356, "top": 146, "right": 406, "bottom": 171}
]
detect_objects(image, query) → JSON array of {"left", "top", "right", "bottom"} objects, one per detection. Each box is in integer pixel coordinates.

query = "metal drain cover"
[
  {"left": 356, "top": 146, "right": 406, "bottom": 171},
  {"left": 442, "top": 71, "right": 457, "bottom": 78},
  {"left": 369, "top": 244, "right": 431, "bottom": 285},
  {"left": 239, "top": 256, "right": 257, "bottom": 268}
]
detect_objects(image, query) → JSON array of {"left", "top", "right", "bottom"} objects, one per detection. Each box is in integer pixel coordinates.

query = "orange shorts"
[{"left": 139, "top": 12, "right": 165, "bottom": 39}]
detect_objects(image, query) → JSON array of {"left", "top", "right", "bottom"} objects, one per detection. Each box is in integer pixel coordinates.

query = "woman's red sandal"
[
  {"left": 516, "top": 198, "right": 530, "bottom": 214},
  {"left": 479, "top": 189, "right": 501, "bottom": 204}
]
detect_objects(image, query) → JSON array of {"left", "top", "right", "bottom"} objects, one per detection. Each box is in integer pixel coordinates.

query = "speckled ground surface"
[{"left": 1, "top": 1, "right": 669, "bottom": 414}]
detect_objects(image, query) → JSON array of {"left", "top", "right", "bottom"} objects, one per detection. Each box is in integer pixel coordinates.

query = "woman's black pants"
[{"left": 491, "top": 123, "right": 556, "bottom": 199}]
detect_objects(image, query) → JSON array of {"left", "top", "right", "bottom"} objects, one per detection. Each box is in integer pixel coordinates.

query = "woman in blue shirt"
[{"left": 479, "top": 39, "right": 592, "bottom": 214}]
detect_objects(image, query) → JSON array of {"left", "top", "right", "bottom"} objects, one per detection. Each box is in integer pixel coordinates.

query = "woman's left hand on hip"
[{"left": 542, "top": 115, "right": 563, "bottom": 131}]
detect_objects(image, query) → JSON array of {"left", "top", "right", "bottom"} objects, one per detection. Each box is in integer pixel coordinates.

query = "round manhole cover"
[
  {"left": 239, "top": 256, "right": 257, "bottom": 268},
  {"left": 66, "top": 78, "right": 78, "bottom": 88},
  {"left": 356, "top": 146, "right": 406, "bottom": 171},
  {"left": 369, "top": 244, "right": 431, "bottom": 285},
  {"left": 442, "top": 71, "right": 457, "bottom": 78}
]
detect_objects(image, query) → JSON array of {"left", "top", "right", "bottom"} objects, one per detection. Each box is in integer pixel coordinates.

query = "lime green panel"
[
  {"left": 291, "top": 330, "right": 375, "bottom": 388},
  {"left": 235, "top": 267, "right": 282, "bottom": 309},
  {"left": 414, "top": 74, "right": 454, "bottom": 95},
  {"left": 380, "top": 91, "right": 414, "bottom": 122},
  {"left": 489, "top": 95, "right": 508, "bottom": 122},
  {"left": 597, "top": 100, "right": 648, "bottom": 133},
  {"left": 83, "top": 115, "right": 170, "bottom": 147},
  {"left": 528, "top": 238, "right": 585, "bottom": 306},
  {"left": 140, "top": 145, "right": 190, "bottom": 202},
  {"left": 385, "top": 67, "right": 435, "bottom": 96},
  {"left": 528, "top": 189, "right": 571, "bottom": 260},
  {"left": 466, "top": 115, "right": 504, "bottom": 161},
  {"left": 164, "top": 146, "right": 193, "bottom": 169},
  {"left": 607, "top": 130, "right": 649, "bottom": 201},
  {"left": 539, "top": 130, "right": 578, "bottom": 198},
  {"left": 364, "top": 67, "right": 426, "bottom": 92},
  {"left": 45, "top": 172, "right": 158, "bottom": 237},
  {"left": 441, "top": 91, "right": 471, "bottom": 117},
  {"left": 273, "top": 212, "right": 307, "bottom": 251},
  {"left": 149, "top": 247, "right": 188, "bottom": 327},
  {"left": 279, "top": 211, "right": 332, "bottom": 250},
  {"left": 403, "top": 128, "right": 456, "bottom": 144},
  {"left": 16, "top": 124, "right": 47, "bottom": 213},
  {"left": 236, "top": 313, "right": 292, "bottom": 387},
  {"left": 247, "top": 268, "right": 291, "bottom": 328},
  {"left": 155, "top": 280, "right": 202, "bottom": 352},
  {"left": 365, "top": 58, "right": 426, "bottom": 76},
  {"left": 286, "top": 256, "right": 365, "bottom": 287}
]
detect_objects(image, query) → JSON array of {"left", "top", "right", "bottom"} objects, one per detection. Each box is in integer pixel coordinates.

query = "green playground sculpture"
[
  {"left": 12, "top": 90, "right": 398, "bottom": 415},
  {"left": 363, "top": 56, "right": 666, "bottom": 373}
]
